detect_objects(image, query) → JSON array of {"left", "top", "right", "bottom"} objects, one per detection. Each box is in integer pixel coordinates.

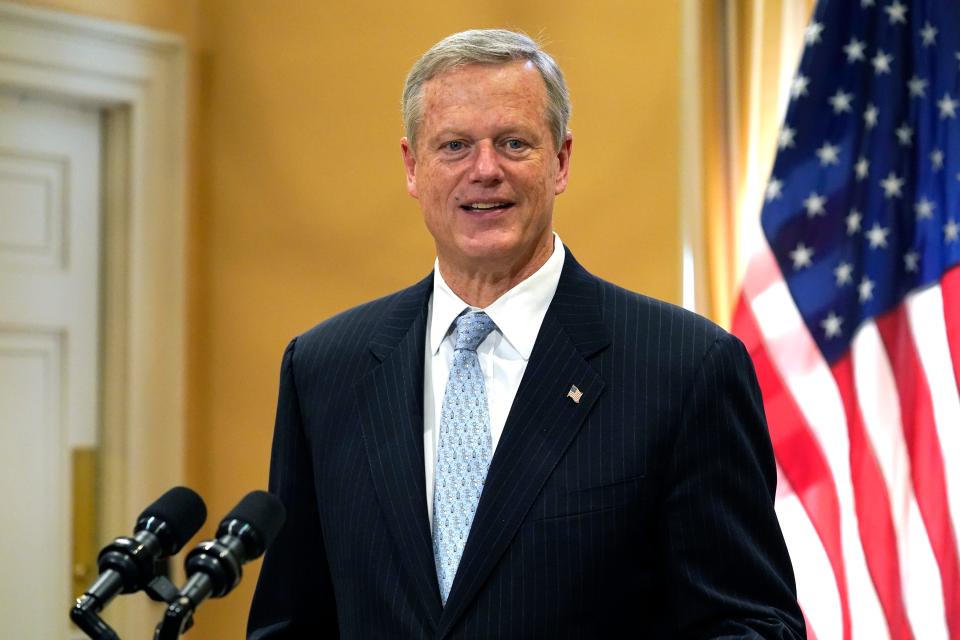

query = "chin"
[{"left": 455, "top": 232, "right": 521, "bottom": 259}]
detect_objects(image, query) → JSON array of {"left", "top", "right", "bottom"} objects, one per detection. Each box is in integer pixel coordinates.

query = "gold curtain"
[{"left": 700, "top": 0, "right": 815, "bottom": 326}]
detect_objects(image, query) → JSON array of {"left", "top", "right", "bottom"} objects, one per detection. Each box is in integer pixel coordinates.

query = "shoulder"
[
  {"left": 297, "top": 290, "right": 401, "bottom": 348},
  {"left": 588, "top": 272, "right": 732, "bottom": 355},
  {"left": 286, "top": 274, "right": 431, "bottom": 370},
  {"left": 563, "top": 266, "right": 753, "bottom": 399}
]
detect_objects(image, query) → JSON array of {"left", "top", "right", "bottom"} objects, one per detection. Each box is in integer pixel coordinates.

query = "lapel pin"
[{"left": 567, "top": 385, "right": 583, "bottom": 404}]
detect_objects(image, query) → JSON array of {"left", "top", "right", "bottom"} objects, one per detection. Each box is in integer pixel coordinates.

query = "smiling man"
[
  {"left": 399, "top": 59, "right": 569, "bottom": 307},
  {"left": 248, "top": 30, "right": 805, "bottom": 639}
]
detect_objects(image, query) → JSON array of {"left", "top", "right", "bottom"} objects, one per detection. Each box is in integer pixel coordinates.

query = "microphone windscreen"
[
  {"left": 137, "top": 486, "right": 207, "bottom": 552},
  {"left": 223, "top": 490, "right": 286, "bottom": 548}
]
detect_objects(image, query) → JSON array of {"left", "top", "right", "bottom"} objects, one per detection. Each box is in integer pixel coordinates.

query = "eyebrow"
[{"left": 428, "top": 126, "right": 541, "bottom": 145}]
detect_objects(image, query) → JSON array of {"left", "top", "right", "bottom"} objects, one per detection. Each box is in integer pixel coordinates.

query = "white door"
[{"left": 0, "top": 90, "right": 102, "bottom": 639}]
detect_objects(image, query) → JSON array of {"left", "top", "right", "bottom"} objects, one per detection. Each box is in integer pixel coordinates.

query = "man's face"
[{"left": 401, "top": 61, "right": 572, "bottom": 275}]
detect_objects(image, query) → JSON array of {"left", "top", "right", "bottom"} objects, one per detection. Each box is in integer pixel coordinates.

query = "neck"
[{"left": 439, "top": 237, "right": 554, "bottom": 308}]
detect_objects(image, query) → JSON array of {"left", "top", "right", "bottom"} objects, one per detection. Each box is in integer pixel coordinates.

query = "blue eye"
[
  {"left": 506, "top": 139, "right": 526, "bottom": 150},
  {"left": 445, "top": 140, "right": 464, "bottom": 152}
]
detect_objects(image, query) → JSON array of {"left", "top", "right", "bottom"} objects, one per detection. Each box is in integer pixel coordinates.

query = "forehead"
[{"left": 419, "top": 60, "right": 548, "bottom": 128}]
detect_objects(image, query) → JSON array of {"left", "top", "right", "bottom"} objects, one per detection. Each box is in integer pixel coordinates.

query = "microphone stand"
[
  {"left": 71, "top": 574, "right": 180, "bottom": 640},
  {"left": 154, "top": 597, "right": 195, "bottom": 640}
]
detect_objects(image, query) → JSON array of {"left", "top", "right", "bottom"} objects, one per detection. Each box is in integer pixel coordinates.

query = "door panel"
[{"left": 0, "top": 91, "right": 101, "bottom": 639}]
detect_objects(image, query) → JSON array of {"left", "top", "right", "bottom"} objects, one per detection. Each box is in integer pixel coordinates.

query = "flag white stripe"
[
  {"left": 743, "top": 245, "right": 889, "bottom": 639},
  {"left": 776, "top": 470, "right": 844, "bottom": 640},
  {"left": 906, "top": 286, "right": 960, "bottom": 553},
  {"left": 906, "top": 500, "right": 951, "bottom": 640},
  {"left": 852, "top": 322, "right": 949, "bottom": 640}
]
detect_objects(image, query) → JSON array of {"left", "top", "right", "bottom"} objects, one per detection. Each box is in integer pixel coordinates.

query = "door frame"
[{"left": 0, "top": 0, "right": 187, "bottom": 613}]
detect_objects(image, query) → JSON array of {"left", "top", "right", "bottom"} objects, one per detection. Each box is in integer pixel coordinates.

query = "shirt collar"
[{"left": 430, "top": 233, "right": 565, "bottom": 359}]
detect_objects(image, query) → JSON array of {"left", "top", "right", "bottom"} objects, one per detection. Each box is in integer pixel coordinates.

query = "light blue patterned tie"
[{"left": 433, "top": 310, "right": 497, "bottom": 605}]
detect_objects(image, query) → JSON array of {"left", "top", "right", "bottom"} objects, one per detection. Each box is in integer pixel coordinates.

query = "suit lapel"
[
  {"left": 437, "top": 253, "right": 611, "bottom": 637},
  {"left": 355, "top": 274, "right": 443, "bottom": 627}
]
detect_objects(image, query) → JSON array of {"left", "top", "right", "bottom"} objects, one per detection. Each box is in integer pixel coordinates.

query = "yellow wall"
[{"left": 16, "top": 1, "right": 684, "bottom": 638}]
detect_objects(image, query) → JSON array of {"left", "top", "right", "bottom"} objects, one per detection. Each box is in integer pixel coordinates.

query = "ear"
[
  {"left": 554, "top": 132, "right": 573, "bottom": 195},
  {"left": 400, "top": 137, "right": 419, "bottom": 199}
]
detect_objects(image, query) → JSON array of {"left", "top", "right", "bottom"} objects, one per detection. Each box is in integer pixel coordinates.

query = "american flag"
[{"left": 730, "top": 1, "right": 960, "bottom": 639}]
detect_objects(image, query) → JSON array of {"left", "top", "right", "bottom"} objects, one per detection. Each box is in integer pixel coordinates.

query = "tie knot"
[{"left": 453, "top": 311, "right": 496, "bottom": 352}]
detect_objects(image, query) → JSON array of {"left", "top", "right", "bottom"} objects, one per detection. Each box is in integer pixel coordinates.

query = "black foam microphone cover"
[
  {"left": 218, "top": 490, "right": 286, "bottom": 556},
  {"left": 137, "top": 486, "right": 208, "bottom": 554},
  {"left": 174, "top": 490, "right": 287, "bottom": 605}
]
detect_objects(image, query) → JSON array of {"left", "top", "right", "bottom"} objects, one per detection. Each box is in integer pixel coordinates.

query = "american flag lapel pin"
[{"left": 567, "top": 385, "right": 583, "bottom": 404}]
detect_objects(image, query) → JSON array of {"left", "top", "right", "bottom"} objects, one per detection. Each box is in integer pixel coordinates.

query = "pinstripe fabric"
[{"left": 248, "top": 250, "right": 805, "bottom": 639}]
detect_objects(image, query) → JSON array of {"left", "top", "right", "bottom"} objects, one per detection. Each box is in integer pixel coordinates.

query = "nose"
[{"left": 468, "top": 141, "right": 504, "bottom": 184}]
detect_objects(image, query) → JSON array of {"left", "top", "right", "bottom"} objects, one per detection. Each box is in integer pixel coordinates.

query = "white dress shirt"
[{"left": 423, "top": 234, "right": 565, "bottom": 525}]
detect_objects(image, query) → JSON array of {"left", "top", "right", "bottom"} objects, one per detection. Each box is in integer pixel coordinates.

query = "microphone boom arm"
[
  {"left": 71, "top": 588, "right": 121, "bottom": 640},
  {"left": 155, "top": 596, "right": 196, "bottom": 640}
]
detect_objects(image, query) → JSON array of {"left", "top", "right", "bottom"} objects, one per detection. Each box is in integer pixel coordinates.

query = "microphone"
[
  {"left": 155, "top": 491, "right": 286, "bottom": 639},
  {"left": 71, "top": 486, "right": 207, "bottom": 639}
]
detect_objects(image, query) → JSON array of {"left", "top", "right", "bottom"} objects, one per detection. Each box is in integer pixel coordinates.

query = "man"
[{"left": 248, "top": 29, "right": 804, "bottom": 639}]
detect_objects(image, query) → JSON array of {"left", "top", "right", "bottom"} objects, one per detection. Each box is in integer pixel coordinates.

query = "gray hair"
[{"left": 402, "top": 29, "right": 571, "bottom": 151}]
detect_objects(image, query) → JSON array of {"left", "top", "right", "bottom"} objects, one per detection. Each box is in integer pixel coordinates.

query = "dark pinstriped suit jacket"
[{"left": 248, "top": 250, "right": 805, "bottom": 639}]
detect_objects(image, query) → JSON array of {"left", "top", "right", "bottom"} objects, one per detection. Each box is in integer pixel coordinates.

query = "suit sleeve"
[
  {"left": 247, "top": 338, "right": 339, "bottom": 639},
  {"left": 660, "top": 332, "right": 806, "bottom": 639}
]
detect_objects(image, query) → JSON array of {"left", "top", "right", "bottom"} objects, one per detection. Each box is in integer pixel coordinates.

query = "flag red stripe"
[
  {"left": 942, "top": 266, "right": 960, "bottom": 401},
  {"left": 831, "top": 356, "right": 912, "bottom": 640},
  {"left": 876, "top": 307, "right": 960, "bottom": 640},
  {"left": 732, "top": 298, "right": 852, "bottom": 640}
]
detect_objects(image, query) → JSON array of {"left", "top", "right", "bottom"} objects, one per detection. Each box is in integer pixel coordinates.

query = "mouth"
[{"left": 459, "top": 201, "right": 515, "bottom": 213}]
